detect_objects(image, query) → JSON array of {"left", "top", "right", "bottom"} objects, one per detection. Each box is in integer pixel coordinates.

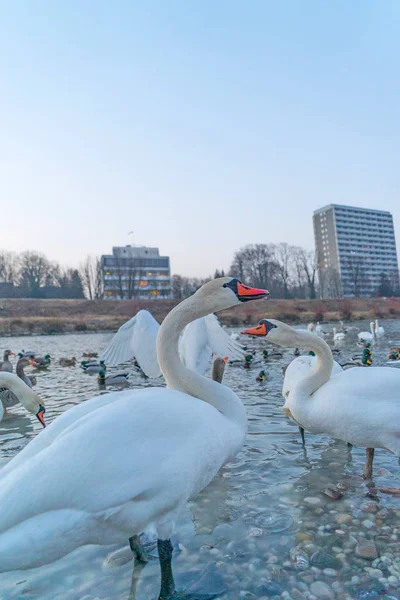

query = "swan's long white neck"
[
  {"left": 157, "top": 294, "right": 247, "bottom": 432},
  {"left": 0, "top": 373, "right": 40, "bottom": 414},
  {"left": 289, "top": 330, "right": 333, "bottom": 397}
]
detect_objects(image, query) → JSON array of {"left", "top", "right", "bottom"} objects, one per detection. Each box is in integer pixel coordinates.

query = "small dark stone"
[
  {"left": 310, "top": 550, "right": 341, "bottom": 570},
  {"left": 258, "top": 580, "right": 283, "bottom": 596}
]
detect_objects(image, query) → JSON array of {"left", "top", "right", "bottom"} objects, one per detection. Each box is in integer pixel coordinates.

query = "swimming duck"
[
  {"left": 0, "top": 350, "right": 15, "bottom": 373},
  {"left": 256, "top": 369, "right": 267, "bottom": 382},
  {"left": 98, "top": 370, "right": 129, "bottom": 385},
  {"left": 58, "top": 357, "right": 77, "bottom": 367},
  {"left": 82, "top": 352, "right": 98, "bottom": 358},
  {"left": 82, "top": 360, "right": 106, "bottom": 374},
  {"left": 19, "top": 350, "right": 35, "bottom": 359},
  {"left": 32, "top": 354, "right": 51, "bottom": 369},
  {"left": 294, "top": 348, "right": 300, "bottom": 356}
]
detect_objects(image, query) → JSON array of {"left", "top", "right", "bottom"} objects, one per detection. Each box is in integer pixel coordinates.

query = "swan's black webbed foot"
[
  {"left": 157, "top": 539, "right": 221, "bottom": 600},
  {"left": 299, "top": 426, "right": 305, "bottom": 446}
]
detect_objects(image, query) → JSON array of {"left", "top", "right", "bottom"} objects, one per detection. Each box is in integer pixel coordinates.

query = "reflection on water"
[{"left": 0, "top": 321, "right": 400, "bottom": 599}]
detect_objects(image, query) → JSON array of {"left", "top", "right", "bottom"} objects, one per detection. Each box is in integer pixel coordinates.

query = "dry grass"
[{"left": 0, "top": 297, "right": 399, "bottom": 336}]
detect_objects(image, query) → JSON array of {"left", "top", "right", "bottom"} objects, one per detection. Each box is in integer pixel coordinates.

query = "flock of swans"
[{"left": 0, "top": 276, "right": 398, "bottom": 599}]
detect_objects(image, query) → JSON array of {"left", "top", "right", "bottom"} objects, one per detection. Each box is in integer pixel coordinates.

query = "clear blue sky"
[{"left": 1, "top": 1, "right": 399, "bottom": 277}]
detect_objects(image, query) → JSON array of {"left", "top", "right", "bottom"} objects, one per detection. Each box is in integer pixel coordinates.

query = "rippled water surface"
[{"left": 1, "top": 320, "right": 400, "bottom": 600}]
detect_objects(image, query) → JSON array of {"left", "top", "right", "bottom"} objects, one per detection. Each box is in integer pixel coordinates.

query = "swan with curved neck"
[
  {"left": 0, "top": 277, "right": 267, "bottom": 598},
  {"left": 242, "top": 318, "right": 400, "bottom": 478},
  {"left": 358, "top": 321, "right": 376, "bottom": 343},
  {"left": 0, "top": 372, "right": 45, "bottom": 425}
]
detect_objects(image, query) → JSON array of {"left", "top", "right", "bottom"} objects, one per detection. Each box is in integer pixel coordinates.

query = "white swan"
[
  {"left": 101, "top": 310, "right": 243, "bottom": 377},
  {"left": 0, "top": 277, "right": 267, "bottom": 596},
  {"left": 332, "top": 327, "right": 346, "bottom": 343},
  {"left": 358, "top": 322, "right": 376, "bottom": 343},
  {"left": 242, "top": 318, "right": 400, "bottom": 478},
  {"left": 0, "top": 372, "right": 45, "bottom": 426},
  {"left": 375, "top": 319, "right": 385, "bottom": 337}
]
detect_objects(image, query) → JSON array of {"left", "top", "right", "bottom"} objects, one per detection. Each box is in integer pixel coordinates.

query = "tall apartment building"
[
  {"left": 102, "top": 245, "right": 171, "bottom": 299},
  {"left": 313, "top": 204, "right": 399, "bottom": 298}
]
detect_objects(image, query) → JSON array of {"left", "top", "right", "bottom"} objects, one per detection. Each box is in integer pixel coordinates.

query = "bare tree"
[
  {"left": 273, "top": 243, "right": 293, "bottom": 299},
  {"left": 343, "top": 254, "right": 369, "bottom": 297},
  {"left": 80, "top": 256, "right": 104, "bottom": 299},
  {"left": 18, "top": 251, "right": 52, "bottom": 297},
  {"left": 294, "top": 248, "right": 318, "bottom": 299},
  {"left": 0, "top": 251, "right": 19, "bottom": 284}
]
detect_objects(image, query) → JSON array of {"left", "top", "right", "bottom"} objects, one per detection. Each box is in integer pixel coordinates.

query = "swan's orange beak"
[
  {"left": 223, "top": 356, "right": 229, "bottom": 363},
  {"left": 237, "top": 283, "right": 269, "bottom": 302},
  {"left": 36, "top": 405, "right": 46, "bottom": 428},
  {"left": 241, "top": 323, "right": 267, "bottom": 337}
]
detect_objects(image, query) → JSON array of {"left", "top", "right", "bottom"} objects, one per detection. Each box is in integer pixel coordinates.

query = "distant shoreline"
[{"left": 0, "top": 296, "right": 399, "bottom": 337}]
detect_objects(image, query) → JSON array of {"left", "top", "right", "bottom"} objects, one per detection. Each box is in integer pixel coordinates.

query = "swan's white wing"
[
  {"left": 180, "top": 314, "right": 244, "bottom": 375},
  {"left": 180, "top": 318, "right": 211, "bottom": 374},
  {"left": 130, "top": 311, "right": 162, "bottom": 378},
  {"left": 204, "top": 314, "right": 244, "bottom": 361},
  {"left": 283, "top": 356, "right": 342, "bottom": 398},
  {"left": 101, "top": 310, "right": 161, "bottom": 378}
]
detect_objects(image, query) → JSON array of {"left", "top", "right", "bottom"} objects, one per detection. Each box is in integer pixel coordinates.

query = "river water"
[{"left": 0, "top": 319, "right": 400, "bottom": 600}]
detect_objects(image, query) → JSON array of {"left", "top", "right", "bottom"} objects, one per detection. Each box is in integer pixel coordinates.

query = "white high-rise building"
[{"left": 313, "top": 204, "right": 399, "bottom": 297}]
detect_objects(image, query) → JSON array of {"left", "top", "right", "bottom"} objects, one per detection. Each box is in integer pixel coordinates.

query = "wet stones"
[
  {"left": 290, "top": 546, "right": 310, "bottom": 571},
  {"left": 310, "top": 550, "right": 342, "bottom": 570},
  {"left": 336, "top": 513, "right": 353, "bottom": 525},
  {"left": 355, "top": 541, "right": 379, "bottom": 560},
  {"left": 310, "top": 580, "right": 335, "bottom": 599}
]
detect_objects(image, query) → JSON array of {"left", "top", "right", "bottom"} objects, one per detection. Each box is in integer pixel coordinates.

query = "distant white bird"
[
  {"left": 332, "top": 327, "right": 346, "bottom": 343},
  {"left": 101, "top": 310, "right": 243, "bottom": 377},
  {"left": 307, "top": 322, "right": 314, "bottom": 332},
  {"left": 375, "top": 319, "right": 385, "bottom": 337},
  {"left": 358, "top": 322, "right": 376, "bottom": 343}
]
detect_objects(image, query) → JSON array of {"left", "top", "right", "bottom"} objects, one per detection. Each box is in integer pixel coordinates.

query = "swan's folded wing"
[{"left": 204, "top": 314, "right": 244, "bottom": 361}]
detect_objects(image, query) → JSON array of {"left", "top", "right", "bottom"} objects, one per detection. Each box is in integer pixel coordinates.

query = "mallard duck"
[
  {"left": 294, "top": 348, "right": 300, "bottom": 356},
  {"left": 19, "top": 350, "right": 35, "bottom": 359},
  {"left": 98, "top": 370, "right": 129, "bottom": 385},
  {"left": 256, "top": 369, "right": 267, "bottom": 382},
  {"left": 58, "top": 357, "right": 77, "bottom": 367},
  {"left": 0, "top": 350, "right": 15, "bottom": 373},
  {"left": 82, "top": 360, "right": 106, "bottom": 374},
  {"left": 32, "top": 355, "right": 51, "bottom": 369},
  {"left": 82, "top": 352, "right": 98, "bottom": 358}
]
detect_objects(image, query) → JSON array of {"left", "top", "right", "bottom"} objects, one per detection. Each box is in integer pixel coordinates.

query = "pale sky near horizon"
[{"left": 1, "top": 1, "right": 399, "bottom": 277}]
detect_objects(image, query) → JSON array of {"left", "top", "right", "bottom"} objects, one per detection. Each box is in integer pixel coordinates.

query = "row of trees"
[
  {"left": 0, "top": 251, "right": 105, "bottom": 299},
  {"left": 170, "top": 244, "right": 318, "bottom": 300},
  {"left": 1, "top": 244, "right": 398, "bottom": 300}
]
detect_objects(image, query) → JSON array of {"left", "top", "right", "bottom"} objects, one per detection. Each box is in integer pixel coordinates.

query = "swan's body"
[
  {"left": 0, "top": 277, "right": 267, "bottom": 591},
  {"left": 358, "top": 322, "right": 376, "bottom": 343},
  {"left": 101, "top": 310, "right": 243, "bottom": 377},
  {"left": 332, "top": 327, "right": 346, "bottom": 342},
  {"left": 307, "top": 322, "right": 314, "bottom": 332},
  {"left": 375, "top": 319, "right": 385, "bottom": 337},
  {"left": 242, "top": 319, "right": 400, "bottom": 475}
]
